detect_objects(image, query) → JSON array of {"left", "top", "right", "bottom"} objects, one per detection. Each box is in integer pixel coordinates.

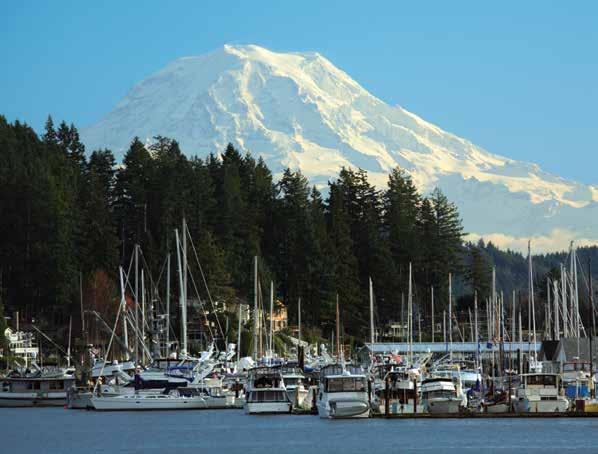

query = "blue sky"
[{"left": 2, "top": 1, "right": 597, "bottom": 185}]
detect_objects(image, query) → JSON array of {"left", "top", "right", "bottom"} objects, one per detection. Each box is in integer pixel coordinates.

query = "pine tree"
[
  {"left": 83, "top": 149, "right": 119, "bottom": 274},
  {"left": 383, "top": 167, "right": 421, "bottom": 278},
  {"left": 114, "top": 137, "right": 154, "bottom": 259}
]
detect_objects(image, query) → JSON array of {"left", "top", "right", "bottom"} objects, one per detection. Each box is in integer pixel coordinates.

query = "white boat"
[
  {"left": 421, "top": 377, "right": 463, "bottom": 414},
  {"left": 279, "top": 365, "right": 308, "bottom": 407},
  {"left": 244, "top": 366, "right": 292, "bottom": 414},
  {"left": 91, "top": 392, "right": 210, "bottom": 411},
  {"left": 91, "top": 359, "right": 136, "bottom": 379},
  {"left": 0, "top": 369, "right": 76, "bottom": 407},
  {"left": 316, "top": 364, "right": 370, "bottom": 419},
  {"left": 512, "top": 373, "right": 569, "bottom": 413}
]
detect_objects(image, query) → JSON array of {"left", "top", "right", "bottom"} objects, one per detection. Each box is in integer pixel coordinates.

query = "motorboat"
[
  {"left": 316, "top": 364, "right": 370, "bottom": 419},
  {"left": 512, "top": 373, "right": 569, "bottom": 413},
  {"left": 0, "top": 368, "right": 76, "bottom": 407},
  {"left": 244, "top": 366, "right": 292, "bottom": 414},
  {"left": 421, "top": 376, "right": 463, "bottom": 414}
]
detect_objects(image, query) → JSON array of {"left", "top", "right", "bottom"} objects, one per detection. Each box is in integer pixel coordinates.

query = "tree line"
[{"left": 2, "top": 114, "right": 595, "bottom": 348}]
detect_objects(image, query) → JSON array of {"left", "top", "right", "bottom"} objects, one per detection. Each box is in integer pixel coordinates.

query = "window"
[{"left": 49, "top": 381, "right": 64, "bottom": 390}]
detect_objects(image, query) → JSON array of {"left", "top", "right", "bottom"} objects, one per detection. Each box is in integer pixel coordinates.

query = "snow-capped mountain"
[{"left": 82, "top": 44, "right": 598, "bottom": 252}]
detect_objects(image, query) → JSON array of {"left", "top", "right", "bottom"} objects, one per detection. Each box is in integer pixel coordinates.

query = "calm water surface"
[{"left": 1, "top": 408, "right": 597, "bottom": 453}]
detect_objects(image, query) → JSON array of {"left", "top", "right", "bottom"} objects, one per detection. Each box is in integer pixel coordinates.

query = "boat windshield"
[
  {"left": 326, "top": 377, "right": 366, "bottom": 393},
  {"left": 563, "top": 363, "right": 590, "bottom": 372},
  {"left": 525, "top": 375, "right": 557, "bottom": 386},
  {"left": 248, "top": 390, "right": 287, "bottom": 402},
  {"left": 284, "top": 378, "right": 300, "bottom": 387},
  {"left": 425, "top": 389, "right": 455, "bottom": 399}
]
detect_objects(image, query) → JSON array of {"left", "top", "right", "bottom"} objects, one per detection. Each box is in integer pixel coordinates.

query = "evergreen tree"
[
  {"left": 383, "top": 167, "right": 421, "bottom": 278},
  {"left": 83, "top": 149, "right": 119, "bottom": 273}
]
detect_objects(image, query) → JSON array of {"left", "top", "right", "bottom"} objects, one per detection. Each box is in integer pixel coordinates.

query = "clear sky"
[{"left": 2, "top": 1, "right": 597, "bottom": 185}]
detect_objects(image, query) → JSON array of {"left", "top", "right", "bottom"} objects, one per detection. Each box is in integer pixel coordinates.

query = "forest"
[{"left": 1, "top": 115, "right": 597, "bottom": 352}]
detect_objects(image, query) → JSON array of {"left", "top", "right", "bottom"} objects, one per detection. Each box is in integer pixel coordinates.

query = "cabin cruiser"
[
  {"left": 0, "top": 367, "right": 76, "bottom": 407},
  {"left": 317, "top": 364, "right": 370, "bottom": 418},
  {"left": 421, "top": 373, "right": 465, "bottom": 414},
  {"left": 244, "top": 366, "right": 292, "bottom": 414},
  {"left": 512, "top": 373, "right": 569, "bottom": 413}
]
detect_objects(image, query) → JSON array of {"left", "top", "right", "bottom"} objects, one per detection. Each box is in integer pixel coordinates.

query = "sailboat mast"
[
  {"left": 141, "top": 269, "right": 145, "bottom": 363},
  {"left": 431, "top": 287, "right": 435, "bottom": 343},
  {"left": 369, "top": 277, "right": 374, "bottom": 346},
  {"left": 134, "top": 244, "right": 139, "bottom": 364},
  {"left": 174, "top": 229, "right": 187, "bottom": 357},
  {"left": 119, "top": 266, "right": 129, "bottom": 361},
  {"left": 408, "top": 264, "right": 413, "bottom": 364},
  {"left": 336, "top": 294, "right": 340, "bottom": 360},
  {"left": 553, "top": 280, "right": 560, "bottom": 341},
  {"left": 253, "top": 256, "right": 258, "bottom": 361},
  {"left": 79, "top": 272, "right": 85, "bottom": 343},
  {"left": 67, "top": 316, "right": 72, "bottom": 368},
  {"left": 561, "top": 265, "right": 568, "bottom": 337},
  {"left": 528, "top": 241, "right": 537, "bottom": 362},
  {"left": 165, "top": 253, "right": 170, "bottom": 357},
  {"left": 589, "top": 259, "right": 594, "bottom": 398},
  {"left": 474, "top": 291, "right": 479, "bottom": 370},
  {"left": 298, "top": 297, "right": 302, "bottom": 344},
  {"left": 269, "top": 281, "right": 274, "bottom": 358},
  {"left": 448, "top": 272, "right": 453, "bottom": 360},
  {"left": 237, "top": 304, "right": 242, "bottom": 364}
]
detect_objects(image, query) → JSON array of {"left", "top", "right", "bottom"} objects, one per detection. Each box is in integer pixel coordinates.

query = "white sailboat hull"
[{"left": 91, "top": 395, "right": 209, "bottom": 411}]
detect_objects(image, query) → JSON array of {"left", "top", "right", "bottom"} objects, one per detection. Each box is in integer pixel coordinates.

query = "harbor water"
[{"left": 1, "top": 408, "right": 597, "bottom": 453}]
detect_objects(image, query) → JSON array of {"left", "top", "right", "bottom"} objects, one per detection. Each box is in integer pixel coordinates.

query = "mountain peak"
[{"left": 82, "top": 45, "right": 598, "bottom": 252}]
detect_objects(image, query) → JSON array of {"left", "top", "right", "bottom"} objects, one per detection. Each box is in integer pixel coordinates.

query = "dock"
[{"left": 372, "top": 411, "right": 598, "bottom": 419}]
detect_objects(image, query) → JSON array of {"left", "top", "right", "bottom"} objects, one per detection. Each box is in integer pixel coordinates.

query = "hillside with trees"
[{"left": 0, "top": 115, "right": 596, "bottom": 353}]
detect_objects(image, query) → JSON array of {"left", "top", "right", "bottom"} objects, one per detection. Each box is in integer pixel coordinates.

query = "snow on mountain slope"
[{"left": 82, "top": 44, "right": 598, "bottom": 252}]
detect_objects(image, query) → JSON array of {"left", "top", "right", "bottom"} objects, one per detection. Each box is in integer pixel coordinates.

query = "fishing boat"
[
  {"left": 244, "top": 366, "right": 292, "bottom": 414},
  {"left": 0, "top": 368, "right": 76, "bottom": 407},
  {"left": 316, "top": 364, "right": 370, "bottom": 419},
  {"left": 421, "top": 376, "right": 463, "bottom": 414},
  {"left": 512, "top": 373, "right": 569, "bottom": 413}
]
